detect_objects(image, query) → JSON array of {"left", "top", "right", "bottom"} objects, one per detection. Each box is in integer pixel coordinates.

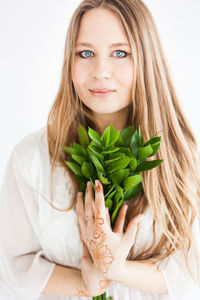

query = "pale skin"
[
  {"left": 76, "top": 179, "right": 144, "bottom": 296},
  {"left": 71, "top": 8, "right": 134, "bottom": 135}
]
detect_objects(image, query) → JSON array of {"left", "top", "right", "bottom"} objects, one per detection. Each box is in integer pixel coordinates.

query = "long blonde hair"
[{"left": 46, "top": 0, "right": 200, "bottom": 284}]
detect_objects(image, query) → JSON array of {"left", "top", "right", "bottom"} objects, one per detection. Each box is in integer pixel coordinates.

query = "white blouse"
[{"left": 0, "top": 127, "right": 200, "bottom": 300}]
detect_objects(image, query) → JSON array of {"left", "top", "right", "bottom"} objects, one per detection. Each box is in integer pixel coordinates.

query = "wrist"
[
  {"left": 108, "top": 260, "right": 127, "bottom": 282},
  {"left": 76, "top": 274, "right": 92, "bottom": 297}
]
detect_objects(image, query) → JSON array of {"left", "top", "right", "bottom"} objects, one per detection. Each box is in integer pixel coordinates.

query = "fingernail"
[
  {"left": 95, "top": 180, "right": 101, "bottom": 192},
  {"left": 124, "top": 204, "right": 128, "bottom": 211},
  {"left": 136, "top": 214, "right": 144, "bottom": 226},
  {"left": 86, "top": 181, "right": 90, "bottom": 192}
]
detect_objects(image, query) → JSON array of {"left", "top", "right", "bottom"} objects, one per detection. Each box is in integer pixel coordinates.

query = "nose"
[{"left": 93, "top": 57, "right": 112, "bottom": 80}]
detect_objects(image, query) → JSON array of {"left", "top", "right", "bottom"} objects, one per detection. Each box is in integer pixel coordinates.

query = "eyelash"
[{"left": 75, "top": 50, "right": 129, "bottom": 59}]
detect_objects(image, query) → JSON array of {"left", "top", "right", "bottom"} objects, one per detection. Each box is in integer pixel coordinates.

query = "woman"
[{"left": 0, "top": 0, "right": 200, "bottom": 299}]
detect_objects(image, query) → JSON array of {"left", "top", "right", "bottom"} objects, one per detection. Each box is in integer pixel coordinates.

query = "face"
[{"left": 71, "top": 8, "right": 134, "bottom": 116}]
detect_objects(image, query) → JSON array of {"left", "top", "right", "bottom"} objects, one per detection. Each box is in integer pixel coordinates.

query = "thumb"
[{"left": 124, "top": 214, "right": 144, "bottom": 246}]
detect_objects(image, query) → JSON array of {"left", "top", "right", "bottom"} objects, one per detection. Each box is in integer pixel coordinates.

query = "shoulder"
[
  {"left": 14, "top": 127, "right": 48, "bottom": 158},
  {"left": 10, "top": 127, "right": 50, "bottom": 182},
  {"left": 13, "top": 126, "right": 48, "bottom": 160}
]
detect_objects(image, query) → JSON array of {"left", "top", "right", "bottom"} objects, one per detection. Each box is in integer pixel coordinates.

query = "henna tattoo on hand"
[
  {"left": 87, "top": 207, "right": 115, "bottom": 277},
  {"left": 76, "top": 288, "right": 91, "bottom": 296},
  {"left": 99, "top": 279, "right": 111, "bottom": 290}
]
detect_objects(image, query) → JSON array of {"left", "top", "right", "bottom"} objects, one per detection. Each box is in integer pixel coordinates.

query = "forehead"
[{"left": 76, "top": 8, "right": 130, "bottom": 46}]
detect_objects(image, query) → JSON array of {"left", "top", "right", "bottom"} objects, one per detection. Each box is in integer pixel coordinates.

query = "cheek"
[
  {"left": 114, "top": 61, "right": 134, "bottom": 88},
  {"left": 72, "top": 63, "right": 88, "bottom": 86}
]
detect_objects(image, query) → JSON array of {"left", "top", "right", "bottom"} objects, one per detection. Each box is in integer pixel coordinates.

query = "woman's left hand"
[{"left": 76, "top": 179, "right": 144, "bottom": 281}]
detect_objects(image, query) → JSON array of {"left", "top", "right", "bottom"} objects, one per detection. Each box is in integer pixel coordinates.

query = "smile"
[{"left": 89, "top": 90, "right": 115, "bottom": 98}]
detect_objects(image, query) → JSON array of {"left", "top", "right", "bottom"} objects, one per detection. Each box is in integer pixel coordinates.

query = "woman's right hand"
[
  {"left": 78, "top": 238, "right": 111, "bottom": 297},
  {"left": 76, "top": 194, "right": 111, "bottom": 297}
]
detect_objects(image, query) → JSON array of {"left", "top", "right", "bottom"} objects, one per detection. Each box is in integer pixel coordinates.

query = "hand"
[
  {"left": 76, "top": 179, "right": 144, "bottom": 281},
  {"left": 80, "top": 240, "right": 111, "bottom": 297},
  {"left": 76, "top": 196, "right": 111, "bottom": 297}
]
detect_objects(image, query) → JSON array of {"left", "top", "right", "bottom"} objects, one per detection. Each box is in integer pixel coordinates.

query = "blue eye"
[
  {"left": 78, "top": 50, "right": 93, "bottom": 58},
  {"left": 114, "top": 50, "right": 127, "bottom": 58},
  {"left": 75, "top": 49, "right": 128, "bottom": 59}
]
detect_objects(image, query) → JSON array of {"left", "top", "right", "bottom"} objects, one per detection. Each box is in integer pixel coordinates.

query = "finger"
[
  {"left": 124, "top": 214, "right": 144, "bottom": 246},
  {"left": 84, "top": 181, "right": 95, "bottom": 224},
  {"left": 113, "top": 204, "right": 128, "bottom": 234},
  {"left": 106, "top": 207, "right": 111, "bottom": 228},
  {"left": 76, "top": 192, "right": 86, "bottom": 229},
  {"left": 94, "top": 180, "right": 107, "bottom": 227}
]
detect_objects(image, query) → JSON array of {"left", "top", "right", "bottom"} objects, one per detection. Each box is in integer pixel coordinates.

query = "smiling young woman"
[{"left": 1, "top": 0, "right": 200, "bottom": 300}]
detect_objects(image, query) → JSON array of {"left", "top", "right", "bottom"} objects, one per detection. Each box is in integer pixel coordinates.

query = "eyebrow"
[{"left": 76, "top": 42, "right": 130, "bottom": 48}]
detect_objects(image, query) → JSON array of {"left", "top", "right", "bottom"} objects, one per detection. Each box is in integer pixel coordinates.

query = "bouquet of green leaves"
[{"left": 63, "top": 124, "right": 163, "bottom": 300}]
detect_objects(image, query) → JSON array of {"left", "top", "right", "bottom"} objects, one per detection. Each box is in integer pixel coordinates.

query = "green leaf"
[
  {"left": 81, "top": 162, "right": 94, "bottom": 179},
  {"left": 144, "top": 136, "right": 161, "bottom": 146},
  {"left": 138, "top": 145, "right": 153, "bottom": 160},
  {"left": 88, "top": 145, "right": 104, "bottom": 160},
  {"left": 138, "top": 157, "right": 147, "bottom": 165},
  {"left": 79, "top": 182, "right": 86, "bottom": 193},
  {"left": 120, "top": 125, "right": 135, "bottom": 146},
  {"left": 104, "top": 155, "right": 124, "bottom": 166},
  {"left": 105, "top": 198, "right": 113, "bottom": 210},
  {"left": 88, "top": 127, "right": 103, "bottom": 149},
  {"left": 108, "top": 126, "right": 120, "bottom": 147},
  {"left": 110, "top": 169, "right": 130, "bottom": 184},
  {"left": 123, "top": 175, "right": 142, "bottom": 191},
  {"left": 102, "top": 147, "right": 120, "bottom": 154},
  {"left": 106, "top": 156, "right": 131, "bottom": 174},
  {"left": 73, "top": 143, "right": 87, "bottom": 157},
  {"left": 74, "top": 175, "right": 87, "bottom": 184},
  {"left": 101, "top": 125, "right": 110, "bottom": 148},
  {"left": 129, "top": 156, "right": 137, "bottom": 172},
  {"left": 88, "top": 151, "right": 105, "bottom": 173},
  {"left": 71, "top": 154, "right": 85, "bottom": 165},
  {"left": 135, "top": 159, "right": 164, "bottom": 172},
  {"left": 97, "top": 170, "right": 110, "bottom": 184},
  {"left": 78, "top": 124, "right": 89, "bottom": 148},
  {"left": 124, "top": 182, "right": 143, "bottom": 200},
  {"left": 62, "top": 146, "right": 74, "bottom": 155},
  {"left": 113, "top": 185, "right": 124, "bottom": 204},
  {"left": 108, "top": 152, "right": 125, "bottom": 159},
  {"left": 111, "top": 199, "right": 124, "bottom": 225},
  {"left": 104, "top": 184, "right": 116, "bottom": 199},
  {"left": 148, "top": 142, "right": 161, "bottom": 157},
  {"left": 118, "top": 147, "right": 133, "bottom": 157},
  {"left": 105, "top": 190, "right": 116, "bottom": 201},
  {"left": 115, "top": 134, "right": 126, "bottom": 146},
  {"left": 138, "top": 126, "right": 143, "bottom": 147},
  {"left": 64, "top": 161, "right": 82, "bottom": 176},
  {"left": 130, "top": 130, "right": 139, "bottom": 159}
]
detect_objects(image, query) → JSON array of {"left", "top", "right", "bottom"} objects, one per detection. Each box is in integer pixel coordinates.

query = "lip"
[
  {"left": 90, "top": 88, "right": 115, "bottom": 92},
  {"left": 89, "top": 88, "right": 115, "bottom": 98}
]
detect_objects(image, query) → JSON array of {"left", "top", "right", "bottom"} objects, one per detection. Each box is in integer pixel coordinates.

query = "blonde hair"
[{"left": 46, "top": 0, "right": 200, "bottom": 285}]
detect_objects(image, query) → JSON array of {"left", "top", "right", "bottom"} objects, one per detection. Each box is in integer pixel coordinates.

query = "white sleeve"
[
  {"left": 155, "top": 217, "right": 200, "bottom": 299},
  {"left": 0, "top": 148, "right": 56, "bottom": 299}
]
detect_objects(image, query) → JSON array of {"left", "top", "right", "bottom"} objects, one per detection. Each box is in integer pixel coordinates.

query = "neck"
[{"left": 93, "top": 105, "right": 131, "bottom": 135}]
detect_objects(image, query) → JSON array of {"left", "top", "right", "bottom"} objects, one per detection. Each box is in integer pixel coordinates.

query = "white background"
[{"left": 0, "top": 0, "right": 200, "bottom": 180}]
